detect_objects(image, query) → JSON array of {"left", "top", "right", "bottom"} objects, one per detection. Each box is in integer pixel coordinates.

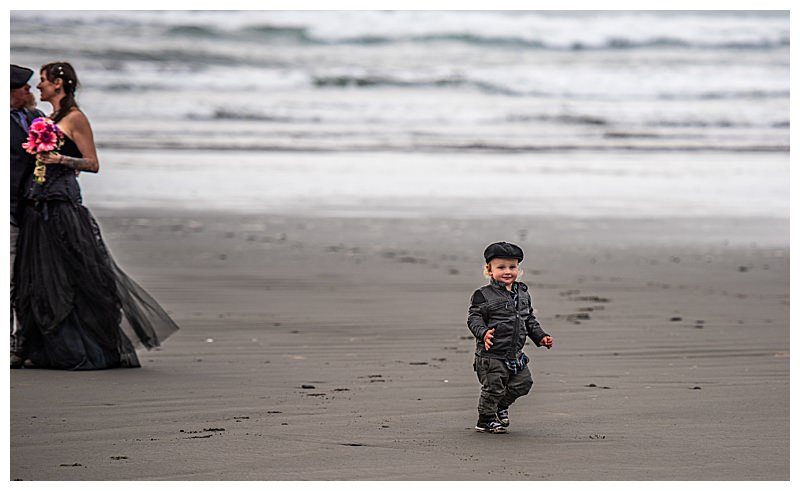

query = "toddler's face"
[{"left": 488, "top": 258, "right": 519, "bottom": 286}]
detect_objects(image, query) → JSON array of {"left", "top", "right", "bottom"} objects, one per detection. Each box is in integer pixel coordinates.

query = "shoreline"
[{"left": 10, "top": 209, "right": 789, "bottom": 480}]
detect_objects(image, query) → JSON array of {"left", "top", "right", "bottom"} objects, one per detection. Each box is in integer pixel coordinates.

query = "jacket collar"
[
  {"left": 490, "top": 278, "right": 516, "bottom": 293},
  {"left": 489, "top": 279, "right": 528, "bottom": 293}
]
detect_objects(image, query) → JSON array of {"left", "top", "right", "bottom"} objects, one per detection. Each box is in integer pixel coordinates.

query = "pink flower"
[{"left": 22, "top": 117, "right": 64, "bottom": 155}]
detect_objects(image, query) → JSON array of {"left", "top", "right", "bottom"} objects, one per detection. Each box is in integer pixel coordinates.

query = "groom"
[{"left": 10, "top": 63, "right": 43, "bottom": 368}]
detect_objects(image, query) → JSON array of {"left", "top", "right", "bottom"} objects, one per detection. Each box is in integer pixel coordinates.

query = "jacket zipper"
[{"left": 508, "top": 289, "right": 520, "bottom": 359}]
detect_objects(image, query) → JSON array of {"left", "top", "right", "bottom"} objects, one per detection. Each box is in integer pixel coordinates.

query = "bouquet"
[{"left": 22, "top": 117, "right": 64, "bottom": 185}]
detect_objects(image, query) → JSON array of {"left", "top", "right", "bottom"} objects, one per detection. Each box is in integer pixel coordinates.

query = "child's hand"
[
  {"left": 483, "top": 329, "right": 495, "bottom": 351},
  {"left": 540, "top": 336, "right": 553, "bottom": 349}
]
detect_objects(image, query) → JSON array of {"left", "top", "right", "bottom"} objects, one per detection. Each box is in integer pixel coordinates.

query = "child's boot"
[
  {"left": 475, "top": 414, "right": 507, "bottom": 434},
  {"left": 496, "top": 406, "right": 510, "bottom": 427}
]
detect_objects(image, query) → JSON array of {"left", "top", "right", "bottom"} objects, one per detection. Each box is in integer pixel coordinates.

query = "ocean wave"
[
  {"left": 643, "top": 119, "right": 781, "bottom": 129},
  {"left": 241, "top": 25, "right": 311, "bottom": 42},
  {"left": 55, "top": 63, "right": 787, "bottom": 105},
  {"left": 193, "top": 107, "right": 785, "bottom": 133},
  {"left": 555, "top": 115, "right": 607, "bottom": 126},
  {"left": 310, "top": 74, "right": 787, "bottom": 101},
  {"left": 163, "top": 22, "right": 788, "bottom": 51},
  {"left": 371, "top": 35, "right": 785, "bottom": 51},
  {"left": 165, "top": 24, "right": 223, "bottom": 38},
  {"left": 660, "top": 90, "right": 789, "bottom": 101},
  {"left": 499, "top": 113, "right": 789, "bottom": 130},
  {"left": 167, "top": 23, "right": 313, "bottom": 43},
  {"left": 12, "top": 10, "right": 789, "bottom": 54},
  {"left": 209, "top": 109, "right": 315, "bottom": 123},
  {"left": 97, "top": 140, "right": 788, "bottom": 154},
  {"left": 11, "top": 41, "right": 243, "bottom": 65},
  {"left": 312, "top": 75, "right": 535, "bottom": 96}
]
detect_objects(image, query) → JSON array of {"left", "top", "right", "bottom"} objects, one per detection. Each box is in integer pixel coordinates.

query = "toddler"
[{"left": 467, "top": 241, "right": 553, "bottom": 433}]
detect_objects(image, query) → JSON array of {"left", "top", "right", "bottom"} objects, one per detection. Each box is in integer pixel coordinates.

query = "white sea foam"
[{"left": 77, "top": 149, "right": 789, "bottom": 221}]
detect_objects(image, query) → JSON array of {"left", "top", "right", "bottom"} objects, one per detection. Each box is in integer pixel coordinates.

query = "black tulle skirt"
[{"left": 13, "top": 200, "right": 178, "bottom": 370}]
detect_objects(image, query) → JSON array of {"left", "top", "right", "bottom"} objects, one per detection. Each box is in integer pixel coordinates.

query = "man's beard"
[{"left": 24, "top": 91, "right": 37, "bottom": 110}]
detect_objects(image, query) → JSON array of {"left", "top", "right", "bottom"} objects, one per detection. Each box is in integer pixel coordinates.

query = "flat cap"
[
  {"left": 483, "top": 241, "right": 524, "bottom": 263},
  {"left": 11, "top": 64, "right": 33, "bottom": 89}
]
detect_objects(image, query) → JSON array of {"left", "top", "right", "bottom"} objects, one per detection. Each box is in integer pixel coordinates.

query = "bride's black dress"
[{"left": 13, "top": 136, "right": 178, "bottom": 370}]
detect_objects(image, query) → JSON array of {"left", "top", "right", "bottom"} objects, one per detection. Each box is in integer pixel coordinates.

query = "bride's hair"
[{"left": 41, "top": 62, "right": 80, "bottom": 123}]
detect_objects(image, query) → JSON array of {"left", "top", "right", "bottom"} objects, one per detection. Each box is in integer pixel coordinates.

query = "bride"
[{"left": 13, "top": 62, "right": 179, "bottom": 369}]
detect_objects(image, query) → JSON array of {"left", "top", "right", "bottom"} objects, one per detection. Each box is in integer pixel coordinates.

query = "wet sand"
[{"left": 10, "top": 210, "right": 789, "bottom": 480}]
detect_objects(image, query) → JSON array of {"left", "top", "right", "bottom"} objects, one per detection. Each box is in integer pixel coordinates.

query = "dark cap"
[
  {"left": 483, "top": 241, "right": 524, "bottom": 263},
  {"left": 11, "top": 64, "right": 33, "bottom": 89}
]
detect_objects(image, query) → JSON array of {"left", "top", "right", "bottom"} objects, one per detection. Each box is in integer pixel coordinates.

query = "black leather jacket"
[
  {"left": 467, "top": 279, "right": 549, "bottom": 359},
  {"left": 10, "top": 107, "right": 44, "bottom": 226}
]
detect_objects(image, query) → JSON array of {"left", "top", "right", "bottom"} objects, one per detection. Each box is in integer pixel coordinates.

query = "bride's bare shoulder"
[
  {"left": 61, "top": 108, "right": 90, "bottom": 124},
  {"left": 59, "top": 108, "right": 92, "bottom": 136}
]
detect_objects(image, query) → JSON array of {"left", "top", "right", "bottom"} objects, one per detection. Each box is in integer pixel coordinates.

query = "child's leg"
[
  {"left": 498, "top": 365, "right": 533, "bottom": 409},
  {"left": 475, "top": 356, "right": 509, "bottom": 418}
]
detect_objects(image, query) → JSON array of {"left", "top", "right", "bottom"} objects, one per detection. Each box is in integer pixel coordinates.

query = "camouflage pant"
[{"left": 474, "top": 355, "right": 533, "bottom": 417}]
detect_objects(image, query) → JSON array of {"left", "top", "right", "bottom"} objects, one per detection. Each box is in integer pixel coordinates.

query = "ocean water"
[{"left": 10, "top": 10, "right": 789, "bottom": 219}]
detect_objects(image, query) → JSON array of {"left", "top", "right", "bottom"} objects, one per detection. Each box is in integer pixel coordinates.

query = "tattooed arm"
[{"left": 59, "top": 154, "right": 97, "bottom": 172}]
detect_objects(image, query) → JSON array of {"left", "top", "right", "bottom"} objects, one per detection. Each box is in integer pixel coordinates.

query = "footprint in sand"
[{"left": 361, "top": 374, "right": 386, "bottom": 383}]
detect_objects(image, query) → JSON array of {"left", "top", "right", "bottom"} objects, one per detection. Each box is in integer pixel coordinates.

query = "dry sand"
[{"left": 9, "top": 210, "right": 789, "bottom": 480}]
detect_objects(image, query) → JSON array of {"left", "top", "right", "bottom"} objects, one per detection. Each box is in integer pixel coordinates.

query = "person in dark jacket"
[
  {"left": 10, "top": 63, "right": 43, "bottom": 368},
  {"left": 467, "top": 241, "right": 554, "bottom": 433}
]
